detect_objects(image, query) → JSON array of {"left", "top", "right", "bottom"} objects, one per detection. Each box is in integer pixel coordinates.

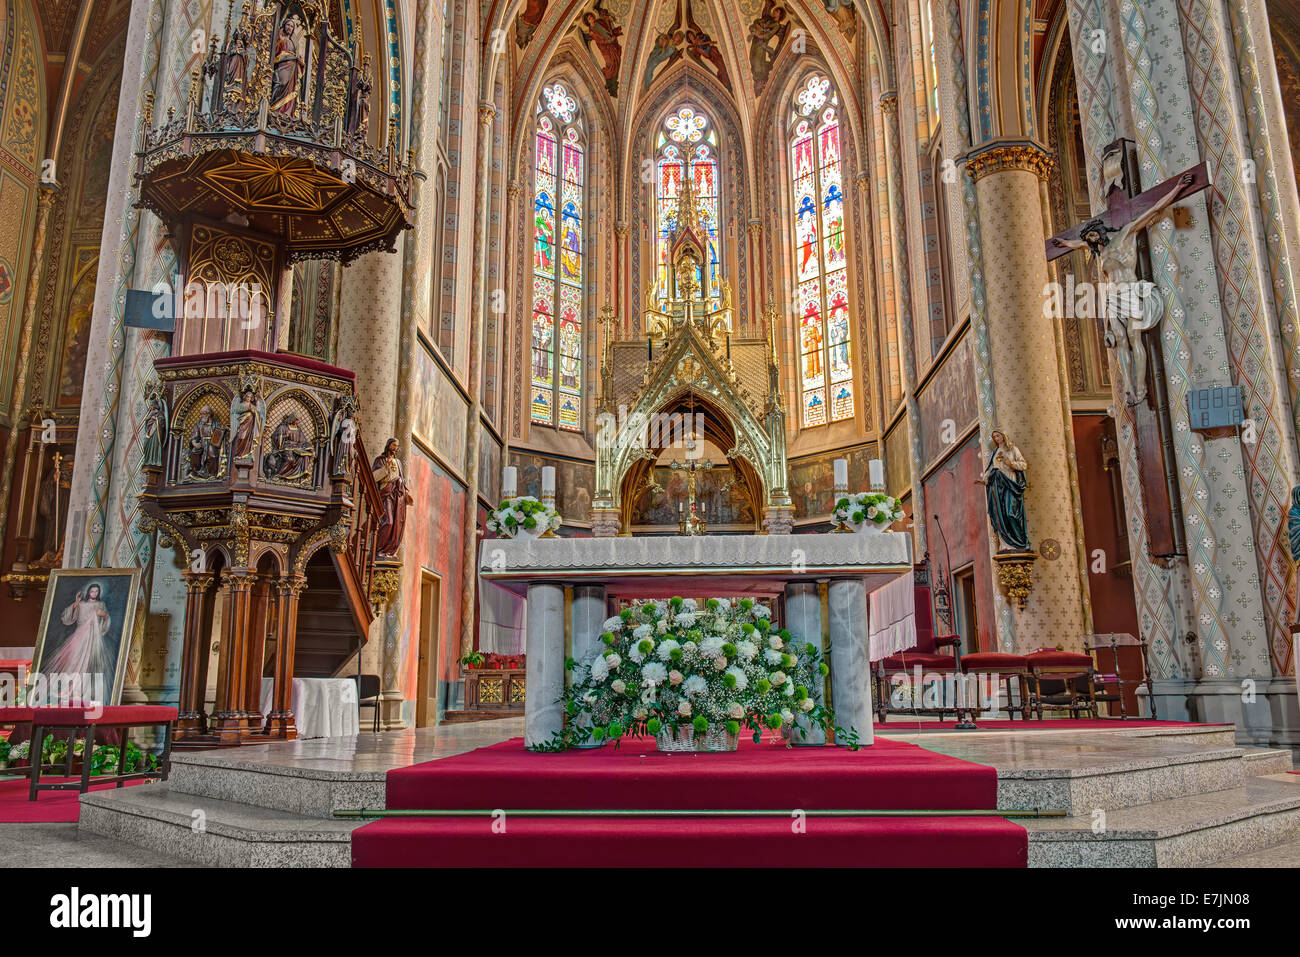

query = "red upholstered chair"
[
  {"left": 1024, "top": 649, "right": 1097, "bottom": 720},
  {"left": 958, "top": 652, "right": 1030, "bottom": 720}
]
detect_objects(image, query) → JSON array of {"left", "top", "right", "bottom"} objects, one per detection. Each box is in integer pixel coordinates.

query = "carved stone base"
[
  {"left": 992, "top": 550, "right": 1037, "bottom": 611},
  {"left": 762, "top": 506, "right": 795, "bottom": 535},
  {"left": 590, "top": 507, "right": 621, "bottom": 537}
]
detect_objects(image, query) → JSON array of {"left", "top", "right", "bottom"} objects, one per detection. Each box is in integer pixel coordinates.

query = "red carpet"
[
  {"left": 0, "top": 776, "right": 145, "bottom": 823},
  {"left": 352, "top": 736, "right": 1028, "bottom": 867},
  {"left": 877, "top": 719, "right": 1224, "bottom": 732}
]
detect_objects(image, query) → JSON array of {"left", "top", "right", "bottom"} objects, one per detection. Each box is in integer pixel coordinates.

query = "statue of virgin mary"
[{"left": 980, "top": 429, "right": 1030, "bottom": 553}]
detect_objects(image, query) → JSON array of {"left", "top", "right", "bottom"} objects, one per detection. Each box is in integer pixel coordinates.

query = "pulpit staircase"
[{"left": 291, "top": 550, "right": 372, "bottom": 679}]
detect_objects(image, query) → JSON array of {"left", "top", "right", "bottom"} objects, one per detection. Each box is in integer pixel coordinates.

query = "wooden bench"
[{"left": 1, "top": 705, "right": 177, "bottom": 801}]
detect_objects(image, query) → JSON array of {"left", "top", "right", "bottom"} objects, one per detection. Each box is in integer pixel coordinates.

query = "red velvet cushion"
[
  {"left": 31, "top": 705, "right": 178, "bottom": 726},
  {"left": 960, "top": 652, "right": 1028, "bottom": 670},
  {"left": 878, "top": 653, "right": 958, "bottom": 672},
  {"left": 1025, "top": 650, "right": 1093, "bottom": 668},
  {"left": 0, "top": 707, "right": 34, "bottom": 723}
]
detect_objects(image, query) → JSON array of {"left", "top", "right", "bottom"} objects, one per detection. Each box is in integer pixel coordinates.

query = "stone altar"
[{"left": 478, "top": 532, "right": 913, "bottom": 748}]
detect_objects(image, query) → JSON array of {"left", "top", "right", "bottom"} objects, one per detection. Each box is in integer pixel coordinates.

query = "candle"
[
  {"left": 541, "top": 466, "right": 556, "bottom": 499},
  {"left": 833, "top": 458, "right": 848, "bottom": 491},
  {"left": 502, "top": 466, "right": 518, "bottom": 498},
  {"left": 726, "top": 334, "right": 731, "bottom": 359},
  {"left": 869, "top": 458, "right": 885, "bottom": 490}
]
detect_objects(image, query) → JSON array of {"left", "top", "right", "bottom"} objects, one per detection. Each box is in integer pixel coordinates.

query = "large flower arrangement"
[
  {"left": 487, "top": 496, "right": 562, "bottom": 537},
  {"left": 832, "top": 491, "right": 904, "bottom": 531},
  {"left": 541, "top": 596, "right": 859, "bottom": 750}
]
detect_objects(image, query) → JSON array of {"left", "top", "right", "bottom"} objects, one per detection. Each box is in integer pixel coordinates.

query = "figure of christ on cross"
[{"left": 1045, "top": 139, "right": 1211, "bottom": 560}]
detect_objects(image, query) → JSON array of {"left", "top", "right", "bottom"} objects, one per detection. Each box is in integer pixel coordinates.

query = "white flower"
[
  {"left": 669, "top": 670, "right": 684, "bottom": 686},
  {"left": 699, "top": 634, "right": 725, "bottom": 656},
  {"left": 780, "top": 708, "right": 794, "bottom": 725},
  {"left": 682, "top": 598, "right": 698, "bottom": 611},
  {"left": 611, "top": 679, "right": 627, "bottom": 695},
  {"left": 767, "top": 635, "right": 784, "bottom": 650},
  {"left": 725, "top": 666, "right": 749, "bottom": 691},
  {"left": 550, "top": 514, "right": 563, "bottom": 530},
  {"left": 770, "top": 671, "right": 788, "bottom": 686},
  {"left": 764, "top": 648, "right": 784, "bottom": 666},
  {"left": 603, "top": 616, "right": 624, "bottom": 632},
  {"left": 634, "top": 707, "right": 648, "bottom": 720},
  {"left": 752, "top": 604, "right": 771, "bottom": 619},
  {"left": 582, "top": 691, "right": 598, "bottom": 705},
  {"left": 657, "top": 639, "right": 680, "bottom": 661},
  {"left": 712, "top": 656, "right": 728, "bottom": 671},
  {"left": 640, "top": 687, "right": 658, "bottom": 705},
  {"left": 783, "top": 680, "right": 794, "bottom": 697},
  {"left": 655, "top": 620, "right": 668, "bottom": 635},
  {"left": 590, "top": 656, "right": 610, "bottom": 682},
  {"left": 677, "top": 700, "right": 693, "bottom": 717},
  {"left": 632, "top": 624, "right": 653, "bottom": 640},
  {"left": 512, "top": 509, "right": 526, "bottom": 523},
  {"left": 684, "top": 675, "right": 708, "bottom": 697},
  {"left": 728, "top": 702, "right": 745, "bottom": 719},
  {"left": 714, "top": 598, "right": 731, "bottom": 612},
  {"left": 641, "top": 662, "right": 668, "bottom": 686},
  {"left": 605, "top": 653, "right": 622, "bottom": 670},
  {"left": 675, "top": 612, "right": 698, "bottom": 628},
  {"left": 867, "top": 505, "right": 878, "bottom": 518},
  {"left": 736, "top": 639, "right": 758, "bottom": 661},
  {"left": 799, "top": 698, "right": 815, "bottom": 713},
  {"left": 628, "top": 644, "right": 647, "bottom": 664},
  {"left": 681, "top": 641, "right": 697, "bottom": 656}
]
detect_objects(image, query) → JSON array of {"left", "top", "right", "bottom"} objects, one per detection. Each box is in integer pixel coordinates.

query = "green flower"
[
  {"left": 706, "top": 598, "right": 720, "bottom": 610},
  {"left": 756, "top": 679, "right": 771, "bottom": 693},
  {"left": 638, "top": 639, "right": 654, "bottom": 654},
  {"left": 755, "top": 618, "right": 771, "bottom": 633},
  {"left": 607, "top": 721, "right": 624, "bottom": 738},
  {"left": 692, "top": 716, "right": 709, "bottom": 733},
  {"left": 723, "top": 672, "right": 738, "bottom": 689},
  {"left": 641, "top": 602, "right": 658, "bottom": 617},
  {"left": 647, "top": 717, "right": 662, "bottom": 734},
  {"left": 741, "top": 622, "right": 755, "bottom": 635},
  {"left": 725, "top": 720, "right": 740, "bottom": 735},
  {"left": 620, "top": 609, "right": 635, "bottom": 623},
  {"left": 817, "top": 662, "right": 829, "bottom": 676},
  {"left": 721, "top": 643, "right": 737, "bottom": 657},
  {"left": 805, "top": 642, "right": 817, "bottom": 656},
  {"left": 765, "top": 713, "right": 783, "bottom": 730},
  {"left": 778, "top": 629, "right": 792, "bottom": 642},
  {"left": 523, "top": 515, "right": 537, "bottom": 529},
  {"left": 781, "top": 653, "right": 795, "bottom": 669},
  {"left": 669, "top": 596, "right": 683, "bottom": 609},
  {"left": 739, "top": 598, "right": 754, "bottom": 611},
  {"left": 669, "top": 647, "right": 683, "bottom": 661},
  {"left": 592, "top": 726, "right": 607, "bottom": 741},
  {"left": 794, "top": 685, "right": 809, "bottom": 701},
  {"left": 600, "top": 632, "right": 617, "bottom": 646}
]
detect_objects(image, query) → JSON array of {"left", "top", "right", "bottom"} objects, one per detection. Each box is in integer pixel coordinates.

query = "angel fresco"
[{"left": 582, "top": 1, "right": 623, "bottom": 96}]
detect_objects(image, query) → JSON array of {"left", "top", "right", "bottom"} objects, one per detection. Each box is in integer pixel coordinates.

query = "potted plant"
[
  {"left": 831, "top": 491, "right": 905, "bottom": 533},
  {"left": 487, "top": 496, "right": 562, "bottom": 539},
  {"left": 460, "top": 650, "right": 485, "bottom": 670}
]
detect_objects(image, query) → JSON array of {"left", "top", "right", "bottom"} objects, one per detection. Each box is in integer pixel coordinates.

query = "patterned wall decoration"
[{"left": 915, "top": 329, "right": 975, "bottom": 469}]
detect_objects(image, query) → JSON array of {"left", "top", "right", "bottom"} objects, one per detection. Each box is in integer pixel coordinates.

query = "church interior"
[{"left": 0, "top": 0, "right": 1299, "bottom": 881}]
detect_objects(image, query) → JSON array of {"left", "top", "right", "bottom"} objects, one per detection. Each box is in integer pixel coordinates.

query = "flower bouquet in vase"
[
  {"left": 487, "top": 496, "right": 562, "bottom": 539},
  {"left": 832, "top": 492, "right": 904, "bottom": 534}
]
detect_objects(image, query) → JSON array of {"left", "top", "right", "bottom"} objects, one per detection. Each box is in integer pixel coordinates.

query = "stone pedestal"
[
  {"left": 524, "top": 582, "right": 565, "bottom": 748},
  {"left": 590, "top": 508, "right": 620, "bottom": 537},
  {"left": 827, "top": 578, "right": 874, "bottom": 745},
  {"left": 784, "top": 582, "right": 825, "bottom": 745}
]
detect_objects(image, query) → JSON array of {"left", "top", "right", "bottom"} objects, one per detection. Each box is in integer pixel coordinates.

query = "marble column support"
[
  {"left": 570, "top": 584, "right": 607, "bottom": 667},
  {"left": 965, "top": 139, "right": 1088, "bottom": 652},
  {"left": 827, "top": 578, "right": 874, "bottom": 746},
  {"left": 524, "top": 581, "right": 565, "bottom": 748},
  {"left": 784, "top": 582, "right": 825, "bottom": 745}
]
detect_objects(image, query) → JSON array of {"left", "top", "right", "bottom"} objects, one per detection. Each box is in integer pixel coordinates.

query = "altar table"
[
  {"left": 479, "top": 533, "right": 913, "bottom": 749},
  {"left": 259, "top": 677, "right": 359, "bottom": 739}
]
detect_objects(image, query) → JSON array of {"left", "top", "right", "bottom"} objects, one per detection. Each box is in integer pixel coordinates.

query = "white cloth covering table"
[
  {"left": 868, "top": 572, "right": 917, "bottom": 662},
  {"left": 259, "top": 677, "right": 360, "bottom": 739}
]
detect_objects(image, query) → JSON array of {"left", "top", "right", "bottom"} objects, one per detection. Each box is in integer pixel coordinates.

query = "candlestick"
[
  {"left": 502, "top": 466, "right": 518, "bottom": 499},
  {"left": 869, "top": 458, "right": 885, "bottom": 490},
  {"left": 726, "top": 334, "right": 731, "bottom": 359},
  {"left": 647, "top": 337, "right": 652, "bottom": 362}
]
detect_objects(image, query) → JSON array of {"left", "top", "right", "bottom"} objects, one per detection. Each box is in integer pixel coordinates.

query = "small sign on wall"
[{"left": 1186, "top": 386, "right": 1243, "bottom": 433}]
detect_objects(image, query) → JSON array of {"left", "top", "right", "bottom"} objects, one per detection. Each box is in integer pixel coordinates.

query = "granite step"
[
  {"left": 1239, "top": 746, "right": 1295, "bottom": 776},
  {"left": 78, "top": 781, "right": 363, "bottom": 867},
  {"left": 166, "top": 752, "right": 387, "bottom": 819},
  {"left": 1021, "top": 775, "right": 1300, "bottom": 867},
  {"left": 1208, "top": 835, "right": 1300, "bottom": 866}
]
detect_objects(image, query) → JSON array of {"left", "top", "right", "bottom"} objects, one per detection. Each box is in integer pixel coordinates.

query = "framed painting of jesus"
[{"left": 28, "top": 568, "right": 142, "bottom": 707}]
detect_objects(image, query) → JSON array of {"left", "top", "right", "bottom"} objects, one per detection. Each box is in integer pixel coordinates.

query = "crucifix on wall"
[{"left": 1045, "top": 138, "right": 1211, "bottom": 561}]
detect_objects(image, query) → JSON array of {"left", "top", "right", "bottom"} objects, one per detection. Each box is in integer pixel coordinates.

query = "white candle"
[
  {"left": 502, "top": 466, "right": 518, "bottom": 498},
  {"left": 541, "top": 466, "right": 556, "bottom": 498},
  {"left": 833, "top": 458, "right": 848, "bottom": 490},
  {"left": 869, "top": 458, "right": 885, "bottom": 490}
]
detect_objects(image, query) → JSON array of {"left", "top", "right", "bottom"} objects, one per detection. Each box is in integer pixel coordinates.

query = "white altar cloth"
[
  {"left": 868, "top": 572, "right": 917, "bottom": 662},
  {"left": 259, "top": 677, "right": 359, "bottom": 739}
]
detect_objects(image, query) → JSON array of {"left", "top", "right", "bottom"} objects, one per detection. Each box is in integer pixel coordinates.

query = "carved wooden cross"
[{"left": 1044, "top": 139, "right": 1212, "bottom": 561}]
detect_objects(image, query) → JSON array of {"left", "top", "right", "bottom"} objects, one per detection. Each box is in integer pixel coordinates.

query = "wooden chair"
[
  {"left": 957, "top": 652, "right": 1030, "bottom": 720},
  {"left": 26, "top": 705, "right": 176, "bottom": 801},
  {"left": 1083, "top": 633, "right": 1154, "bottom": 719},
  {"left": 1024, "top": 649, "right": 1098, "bottom": 720}
]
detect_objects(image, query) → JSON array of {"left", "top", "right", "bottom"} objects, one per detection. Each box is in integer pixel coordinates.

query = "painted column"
[
  {"left": 524, "top": 581, "right": 565, "bottom": 748},
  {"left": 878, "top": 93, "right": 927, "bottom": 553},
  {"left": 570, "top": 584, "right": 607, "bottom": 667},
  {"left": 784, "top": 582, "right": 825, "bottom": 745},
  {"left": 964, "top": 140, "right": 1087, "bottom": 653},
  {"left": 827, "top": 578, "right": 874, "bottom": 745}
]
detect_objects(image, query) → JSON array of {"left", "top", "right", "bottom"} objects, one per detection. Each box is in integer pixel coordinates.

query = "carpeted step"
[
  {"left": 351, "top": 814, "right": 1028, "bottom": 867},
  {"left": 383, "top": 737, "right": 999, "bottom": 812}
]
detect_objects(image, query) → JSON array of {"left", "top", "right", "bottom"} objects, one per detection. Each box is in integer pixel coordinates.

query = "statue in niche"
[
  {"left": 229, "top": 382, "right": 263, "bottom": 462},
  {"left": 329, "top": 396, "right": 359, "bottom": 478},
  {"left": 269, "top": 13, "right": 306, "bottom": 115},
  {"left": 186, "top": 406, "right": 227, "bottom": 481},
  {"left": 977, "top": 429, "right": 1030, "bottom": 553},
  {"left": 141, "top": 386, "right": 169, "bottom": 470},
  {"left": 373, "top": 438, "right": 414, "bottom": 556},
  {"left": 262, "top": 413, "right": 314, "bottom": 482}
]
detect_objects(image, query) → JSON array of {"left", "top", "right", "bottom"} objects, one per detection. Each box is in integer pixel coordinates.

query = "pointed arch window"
[
  {"left": 653, "top": 105, "right": 722, "bottom": 310},
  {"left": 790, "top": 75, "right": 853, "bottom": 427},
  {"left": 531, "top": 82, "right": 584, "bottom": 431}
]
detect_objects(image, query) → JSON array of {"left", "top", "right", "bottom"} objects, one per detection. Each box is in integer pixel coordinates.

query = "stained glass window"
[
  {"left": 531, "top": 83, "right": 583, "bottom": 431},
  {"left": 654, "top": 106, "right": 722, "bottom": 310},
  {"left": 790, "top": 75, "right": 853, "bottom": 427}
]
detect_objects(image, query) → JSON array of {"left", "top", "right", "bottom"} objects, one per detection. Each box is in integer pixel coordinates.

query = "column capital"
[
  {"left": 855, "top": 172, "right": 870, "bottom": 191},
  {"left": 276, "top": 575, "right": 308, "bottom": 598},
  {"left": 878, "top": 91, "right": 899, "bottom": 115},
  {"left": 746, "top": 218, "right": 763, "bottom": 235},
  {"left": 478, "top": 100, "right": 497, "bottom": 124},
  {"left": 182, "top": 570, "right": 214, "bottom": 593},
  {"left": 963, "top": 137, "right": 1056, "bottom": 183},
  {"left": 615, "top": 220, "right": 629, "bottom": 237},
  {"left": 506, "top": 180, "right": 523, "bottom": 200}
]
